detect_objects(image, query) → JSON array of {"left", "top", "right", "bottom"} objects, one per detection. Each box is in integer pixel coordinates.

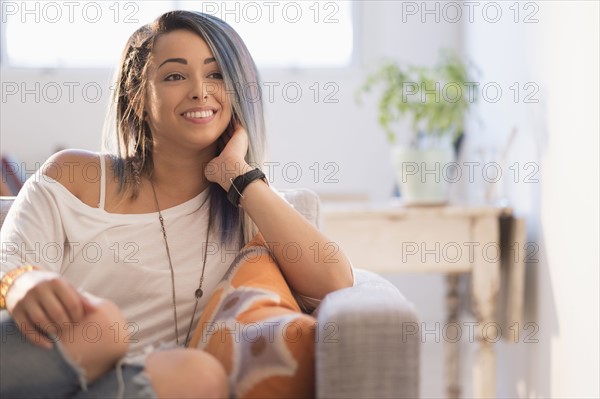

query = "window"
[{"left": 1, "top": 0, "right": 354, "bottom": 68}]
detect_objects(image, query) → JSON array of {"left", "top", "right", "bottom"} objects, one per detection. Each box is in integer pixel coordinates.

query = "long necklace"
[{"left": 150, "top": 180, "right": 210, "bottom": 347}]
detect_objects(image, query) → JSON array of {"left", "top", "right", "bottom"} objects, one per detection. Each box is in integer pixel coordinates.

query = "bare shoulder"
[{"left": 42, "top": 149, "right": 105, "bottom": 206}]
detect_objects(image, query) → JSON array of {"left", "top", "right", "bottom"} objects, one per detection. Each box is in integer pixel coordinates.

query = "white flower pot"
[{"left": 391, "top": 146, "right": 455, "bottom": 205}]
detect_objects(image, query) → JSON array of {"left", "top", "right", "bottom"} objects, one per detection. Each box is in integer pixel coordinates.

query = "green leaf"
[{"left": 355, "top": 49, "right": 479, "bottom": 145}]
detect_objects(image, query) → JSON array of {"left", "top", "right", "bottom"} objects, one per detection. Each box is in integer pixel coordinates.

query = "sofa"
[{"left": 0, "top": 190, "right": 420, "bottom": 398}]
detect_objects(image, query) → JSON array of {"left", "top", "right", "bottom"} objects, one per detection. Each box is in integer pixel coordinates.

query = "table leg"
[
  {"left": 445, "top": 274, "right": 461, "bottom": 399},
  {"left": 471, "top": 216, "right": 501, "bottom": 398}
]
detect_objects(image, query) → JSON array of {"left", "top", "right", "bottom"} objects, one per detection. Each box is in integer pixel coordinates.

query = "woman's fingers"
[
  {"left": 51, "top": 279, "right": 86, "bottom": 322},
  {"left": 206, "top": 121, "right": 251, "bottom": 189},
  {"left": 218, "top": 121, "right": 248, "bottom": 160},
  {"left": 227, "top": 122, "right": 249, "bottom": 157},
  {"left": 32, "top": 279, "right": 81, "bottom": 326},
  {"left": 11, "top": 304, "right": 54, "bottom": 349},
  {"left": 9, "top": 279, "right": 88, "bottom": 349}
]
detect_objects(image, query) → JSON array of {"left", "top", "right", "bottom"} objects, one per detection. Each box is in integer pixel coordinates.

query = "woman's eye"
[
  {"left": 208, "top": 71, "right": 223, "bottom": 80},
  {"left": 165, "top": 73, "right": 185, "bottom": 81}
]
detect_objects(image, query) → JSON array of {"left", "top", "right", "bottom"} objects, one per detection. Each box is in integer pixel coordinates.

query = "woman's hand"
[
  {"left": 9, "top": 276, "right": 97, "bottom": 349},
  {"left": 205, "top": 121, "right": 251, "bottom": 191}
]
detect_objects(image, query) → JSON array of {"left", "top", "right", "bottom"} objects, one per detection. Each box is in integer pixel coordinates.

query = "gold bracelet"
[{"left": 0, "top": 265, "right": 40, "bottom": 310}]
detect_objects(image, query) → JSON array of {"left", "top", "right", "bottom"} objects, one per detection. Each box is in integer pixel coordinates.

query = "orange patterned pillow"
[{"left": 188, "top": 237, "right": 316, "bottom": 398}]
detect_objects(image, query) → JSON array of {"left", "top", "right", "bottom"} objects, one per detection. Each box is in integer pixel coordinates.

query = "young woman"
[{"left": 0, "top": 10, "right": 353, "bottom": 398}]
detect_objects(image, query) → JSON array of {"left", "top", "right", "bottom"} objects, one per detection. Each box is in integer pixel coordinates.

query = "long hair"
[{"left": 103, "top": 10, "right": 267, "bottom": 246}]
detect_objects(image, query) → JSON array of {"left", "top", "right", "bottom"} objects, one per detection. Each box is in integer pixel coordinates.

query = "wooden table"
[{"left": 322, "top": 202, "right": 526, "bottom": 399}]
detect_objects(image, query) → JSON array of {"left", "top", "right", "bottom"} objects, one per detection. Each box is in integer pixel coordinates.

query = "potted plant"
[{"left": 357, "top": 50, "right": 478, "bottom": 205}]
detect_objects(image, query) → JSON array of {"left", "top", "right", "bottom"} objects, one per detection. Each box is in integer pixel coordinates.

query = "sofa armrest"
[
  {"left": 313, "top": 269, "right": 420, "bottom": 399},
  {"left": 0, "top": 196, "right": 16, "bottom": 229}
]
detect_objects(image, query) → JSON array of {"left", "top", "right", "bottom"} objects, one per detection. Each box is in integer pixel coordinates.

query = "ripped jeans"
[{"left": 0, "top": 311, "right": 157, "bottom": 399}]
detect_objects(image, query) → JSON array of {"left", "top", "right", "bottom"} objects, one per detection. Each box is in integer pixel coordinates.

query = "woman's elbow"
[{"left": 328, "top": 262, "right": 355, "bottom": 291}]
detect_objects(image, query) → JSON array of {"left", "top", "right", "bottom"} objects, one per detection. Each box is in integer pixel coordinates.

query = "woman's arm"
[
  {"left": 206, "top": 125, "right": 354, "bottom": 300},
  {"left": 239, "top": 181, "right": 354, "bottom": 299},
  {"left": 1, "top": 150, "right": 99, "bottom": 347}
]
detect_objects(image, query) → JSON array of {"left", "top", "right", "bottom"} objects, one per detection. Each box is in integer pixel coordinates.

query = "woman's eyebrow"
[
  {"left": 158, "top": 58, "right": 187, "bottom": 69},
  {"left": 158, "top": 57, "right": 216, "bottom": 68}
]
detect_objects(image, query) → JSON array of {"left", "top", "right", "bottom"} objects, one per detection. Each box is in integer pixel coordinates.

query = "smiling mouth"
[{"left": 182, "top": 110, "right": 215, "bottom": 119}]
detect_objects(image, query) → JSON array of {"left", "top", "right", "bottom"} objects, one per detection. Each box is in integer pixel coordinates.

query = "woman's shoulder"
[{"left": 42, "top": 149, "right": 108, "bottom": 207}]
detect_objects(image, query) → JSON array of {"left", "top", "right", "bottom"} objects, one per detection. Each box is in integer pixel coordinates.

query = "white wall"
[{"left": 464, "top": 1, "right": 599, "bottom": 397}]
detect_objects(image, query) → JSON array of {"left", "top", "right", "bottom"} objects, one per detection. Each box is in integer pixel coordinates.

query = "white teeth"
[{"left": 183, "top": 110, "right": 214, "bottom": 119}]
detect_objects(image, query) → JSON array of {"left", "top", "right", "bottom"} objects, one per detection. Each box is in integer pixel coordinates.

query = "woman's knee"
[
  {"left": 59, "top": 299, "right": 129, "bottom": 382},
  {"left": 1, "top": 303, "right": 129, "bottom": 395},
  {"left": 146, "top": 349, "right": 228, "bottom": 399}
]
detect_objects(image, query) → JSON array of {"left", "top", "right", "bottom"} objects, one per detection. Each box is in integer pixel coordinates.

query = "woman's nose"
[{"left": 190, "top": 81, "right": 218, "bottom": 101}]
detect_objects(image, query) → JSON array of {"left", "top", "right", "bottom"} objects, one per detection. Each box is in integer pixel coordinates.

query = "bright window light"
[
  {"left": 2, "top": 1, "right": 354, "bottom": 68},
  {"left": 3, "top": 1, "right": 171, "bottom": 68}
]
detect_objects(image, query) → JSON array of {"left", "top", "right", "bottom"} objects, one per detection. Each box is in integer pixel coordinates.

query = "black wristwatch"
[{"left": 227, "top": 168, "right": 267, "bottom": 207}]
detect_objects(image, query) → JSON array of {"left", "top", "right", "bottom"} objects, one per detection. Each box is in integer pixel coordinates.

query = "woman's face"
[{"left": 144, "top": 29, "right": 233, "bottom": 154}]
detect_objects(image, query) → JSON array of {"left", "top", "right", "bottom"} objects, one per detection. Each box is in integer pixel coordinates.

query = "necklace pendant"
[{"left": 195, "top": 288, "right": 203, "bottom": 299}]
